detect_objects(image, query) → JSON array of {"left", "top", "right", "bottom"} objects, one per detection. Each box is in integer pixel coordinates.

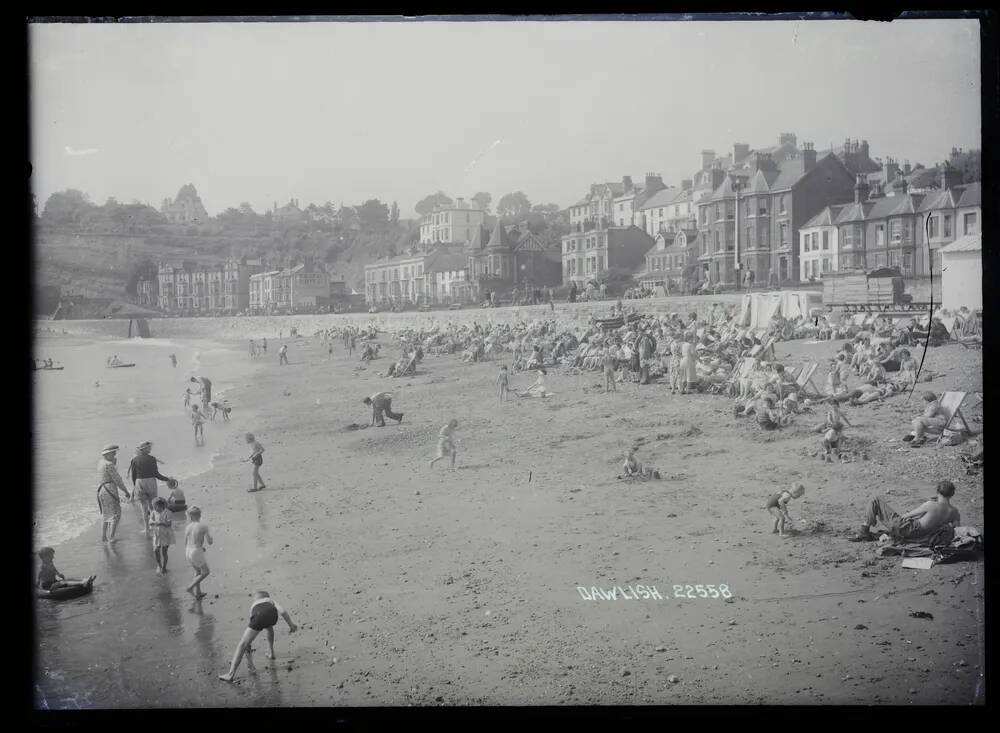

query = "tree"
[
  {"left": 414, "top": 191, "right": 452, "bottom": 217},
  {"left": 238, "top": 202, "right": 256, "bottom": 216},
  {"left": 356, "top": 199, "right": 390, "bottom": 229},
  {"left": 496, "top": 191, "right": 532, "bottom": 221},
  {"left": 125, "top": 258, "right": 158, "bottom": 297},
  {"left": 390, "top": 201, "right": 399, "bottom": 224},
  {"left": 472, "top": 192, "right": 492, "bottom": 212},
  {"left": 42, "top": 189, "right": 94, "bottom": 225}
]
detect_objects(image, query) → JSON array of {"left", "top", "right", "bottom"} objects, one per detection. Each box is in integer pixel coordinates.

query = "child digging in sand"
[
  {"left": 219, "top": 591, "right": 298, "bottom": 682},
  {"left": 766, "top": 483, "right": 805, "bottom": 537},
  {"left": 620, "top": 447, "right": 661, "bottom": 480},
  {"left": 36, "top": 547, "right": 96, "bottom": 592},
  {"left": 184, "top": 506, "right": 213, "bottom": 599},
  {"left": 148, "top": 497, "right": 175, "bottom": 575},
  {"left": 429, "top": 419, "right": 459, "bottom": 470}
]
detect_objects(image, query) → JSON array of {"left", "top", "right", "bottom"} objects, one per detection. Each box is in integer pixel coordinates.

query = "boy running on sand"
[
  {"left": 36, "top": 547, "right": 96, "bottom": 592},
  {"left": 766, "top": 483, "right": 805, "bottom": 537},
  {"left": 219, "top": 591, "right": 298, "bottom": 682},
  {"left": 497, "top": 365, "right": 510, "bottom": 401},
  {"left": 184, "top": 506, "right": 213, "bottom": 599},
  {"left": 242, "top": 433, "right": 266, "bottom": 492},
  {"left": 429, "top": 419, "right": 459, "bottom": 469}
]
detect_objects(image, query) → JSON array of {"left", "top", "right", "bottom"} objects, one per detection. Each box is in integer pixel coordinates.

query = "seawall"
[{"left": 35, "top": 294, "right": 746, "bottom": 342}]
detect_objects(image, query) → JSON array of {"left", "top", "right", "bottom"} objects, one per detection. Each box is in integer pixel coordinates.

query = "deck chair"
[
  {"left": 726, "top": 357, "right": 754, "bottom": 396},
  {"left": 395, "top": 353, "right": 418, "bottom": 377},
  {"left": 937, "top": 391, "right": 971, "bottom": 434},
  {"left": 794, "top": 362, "right": 822, "bottom": 396}
]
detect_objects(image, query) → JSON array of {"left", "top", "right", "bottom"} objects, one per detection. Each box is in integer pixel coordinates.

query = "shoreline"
[{"left": 35, "top": 328, "right": 985, "bottom": 707}]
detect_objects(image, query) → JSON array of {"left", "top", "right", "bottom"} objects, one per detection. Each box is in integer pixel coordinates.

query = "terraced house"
[
  {"left": 562, "top": 179, "right": 656, "bottom": 285},
  {"left": 157, "top": 257, "right": 263, "bottom": 313},
  {"left": 418, "top": 198, "right": 487, "bottom": 245},
  {"left": 695, "top": 144, "right": 856, "bottom": 286},
  {"left": 809, "top": 167, "right": 981, "bottom": 278}
]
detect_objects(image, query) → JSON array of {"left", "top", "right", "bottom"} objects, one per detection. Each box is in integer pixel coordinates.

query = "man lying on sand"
[{"left": 850, "top": 480, "right": 960, "bottom": 542}]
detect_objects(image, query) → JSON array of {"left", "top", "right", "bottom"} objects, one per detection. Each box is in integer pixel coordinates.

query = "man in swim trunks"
[
  {"left": 218, "top": 591, "right": 298, "bottom": 682},
  {"left": 850, "top": 480, "right": 961, "bottom": 542},
  {"left": 127, "top": 441, "right": 173, "bottom": 537},
  {"left": 904, "top": 391, "right": 947, "bottom": 447},
  {"left": 97, "top": 444, "right": 131, "bottom": 544}
]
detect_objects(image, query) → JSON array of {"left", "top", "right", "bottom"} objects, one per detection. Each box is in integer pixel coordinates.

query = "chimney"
[
  {"left": 844, "top": 138, "right": 852, "bottom": 153},
  {"left": 860, "top": 139, "right": 870, "bottom": 158},
  {"left": 644, "top": 173, "right": 664, "bottom": 192},
  {"left": 802, "top": 142, "right": 817, "bottom": 171},
  {"left": 883, "top": 157, "right": 899, "bottom": 185},
  {"left": 752, "top": 151, "right": 776, "bottom": 173},
  {"left": 941, "top": 162, "right": 962, "bottom": 189},
  {"left": 623, "top": 176, "right": 633, "bottom": 192},
  {"left": 733, "top": 142, "right": 750, "bottom": 165},
  {"left": 680, "top": 178, "right": 693, "bottom": 191},
  {"left": 778, "top": 132, "right": 797, "bottom": 148},
  {"left": 903, "top": 160, "right": 912, "bottom": 176},
  {"left": 701, "top": 150, "right": 715, "bottom": 171},
  {"left": 854, "top": 174, "right": 870, "bottom": 204},
  {"left": 868, "top": 181, "right": 885, "bottom": 200},
  {"left": 709, "top": 167, "right": 726, "bottom": 191}
]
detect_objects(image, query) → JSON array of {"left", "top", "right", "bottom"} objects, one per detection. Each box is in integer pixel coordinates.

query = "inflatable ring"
[
  {"left": 37, "top": 584, "right": 94, "bottom": 601},
  {"left": 781, "top": 324, "right": 794, "bottom": 340}
]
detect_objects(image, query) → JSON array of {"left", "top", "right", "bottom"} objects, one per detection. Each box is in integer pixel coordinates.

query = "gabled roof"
[
  {"left": 638, "top": 187, "right": 680, "bottom": 211},
  {"left": 957, "top": 182, "right": 981, "bottom": 208},
  {"left": 803, "top": 204, "right": 848, "bottom": 228},
  {"left": 834, "top": 201, "right": 874, "bottom": 224},
  {"left": 515, "top": 229, "right": 549, "bottom": 252},
  {"left": 426, "top": 251, "right": 468, "bottom": 272},
  {"left": 939, "top": 234, "right": 981, "bottom": 253}
]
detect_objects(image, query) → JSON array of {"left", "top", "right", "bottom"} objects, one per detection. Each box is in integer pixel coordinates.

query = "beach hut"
[{"left": 939, "top": 234, "right": 982, "bottom": 311}]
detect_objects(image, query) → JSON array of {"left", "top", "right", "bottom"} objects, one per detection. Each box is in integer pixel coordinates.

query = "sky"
[{"left": 29, "top": 18, "right": 981, "bottom": 218}]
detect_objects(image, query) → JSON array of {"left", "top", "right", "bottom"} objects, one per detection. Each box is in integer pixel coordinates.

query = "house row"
[
  {"left": 364, "top": 220, "right": 562, "bottom": 305},
  {"left": 155, "top": 257, "right": 264, "bottom": 313},
  {"left": 247, "top": 259, "right": 346, "bottom": 314}
]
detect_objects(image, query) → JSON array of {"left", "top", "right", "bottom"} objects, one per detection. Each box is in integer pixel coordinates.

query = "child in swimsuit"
[
  {"left": 166, "top": 481, "right": 187, "bottom": 513},
  {"left": 36, "top": 547, "right": 96, "bottom": 592},
  {"left": 191, "top": 405, "right": 205, "bottom": 443},
  {"left": 219, "top": 591, "right": 298, "bottom": 682},
  {"left": 766, "top": 483, "right": 805, "bottom": 537},
  {"left": 429, "top": 419, "right": 459, "bottom": 470},
  {"left": 243, "top": 433, "right": 265, "bottom": 492},
  {"left": 148, "top": 497, "right": 175, "bottom": 575},
  {"left": 184, "top": 506, "right": 212, "bottom": 599}
]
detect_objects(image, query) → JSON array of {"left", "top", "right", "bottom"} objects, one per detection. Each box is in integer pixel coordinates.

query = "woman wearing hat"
[
  {"left": 127, "top": 441, "right": 173, "bottom": 537},
  {"left": 97, "top": 445, "right": 131, "bottom": 544}
]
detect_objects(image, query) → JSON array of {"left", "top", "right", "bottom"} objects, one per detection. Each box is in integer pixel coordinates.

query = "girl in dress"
[{"left": 148, "top": 497, "right": 176, "bottom": 575}]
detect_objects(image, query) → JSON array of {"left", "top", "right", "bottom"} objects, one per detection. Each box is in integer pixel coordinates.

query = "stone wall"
[{"left": 37, "top": 294, "right": 746, "bottom": 342}]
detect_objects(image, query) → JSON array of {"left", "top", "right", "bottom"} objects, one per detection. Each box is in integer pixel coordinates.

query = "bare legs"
[
  {"left": 186, "top": 565, "right": 210, "bottom": 599},
  {"left": 249, "top": 464, "right": 265, "bottom": 492},
  {"left": 101, "top": 516, "right": 120, "bottom": 544},
  {"left": 219, "top": 626, "right": 261, "bottom": 682},
  {"left": 154, "top": 546, "right": 170, "bottom": 574}
]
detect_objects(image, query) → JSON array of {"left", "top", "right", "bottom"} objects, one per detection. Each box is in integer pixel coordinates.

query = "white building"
[
  {"left": 419, "top": 198, "right": 487, "bottom": 245},
  {"left": 799, "top": 204, "right": 847, "bottom": 281},
  {"left": 939, "top": 234, "right": 982, "bottom": 311}
]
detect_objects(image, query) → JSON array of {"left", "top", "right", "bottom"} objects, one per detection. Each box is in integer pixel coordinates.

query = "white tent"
[
  {"left": 736, "top": 291, "right": 824, "bottom": 331},
  {"left": 939, "top": 234, "right": 982, "bottom": 311}
]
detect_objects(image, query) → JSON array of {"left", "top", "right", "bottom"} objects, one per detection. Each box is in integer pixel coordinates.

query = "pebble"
[
  {"left": 655, "top": 646, "right": 666, "bottom": 652},
  {"left": 667, "top": 675, "right": 679, "bottom": 684},
  {"left": 621, "top": 669, "right": 630, "bottom": 677}
]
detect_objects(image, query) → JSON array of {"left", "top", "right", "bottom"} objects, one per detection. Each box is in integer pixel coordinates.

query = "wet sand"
[{"left": 35, "top": 333, "right": 985, "bottom": 707}]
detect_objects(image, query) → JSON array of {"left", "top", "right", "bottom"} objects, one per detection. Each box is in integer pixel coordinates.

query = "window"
[
  {"left": 890, "top": 220, "right": 901, "bottom": 243},
  {"left": 714, "top": 231, "right": 720, "bottom": 251},
  {"left": 822, "top": 257, "right": 831, "bottom": 273},
  {"left": 746, "top": 227, "right": 752, "bottom": 248},
  {"left": 779, "top": 195, "right": 787, "bottom": 214},
  {"left": 822, "top": 231, "right": 830, "bottom": 250},
  {"left": 659, "top": 208, "right": 664, "bottom": 217},
  {"left": 842, "top": 227, "right": 853, "bottom": 247},
  {"left": 964, "top": 212, "right": 977, "bottom": 234},
  {"left": 811, "top": 232, "right": 818, "bottom": 250},
  {"left": 875, "top": 224, "right": 885, "bottom": 247},
  {"left": 943, "top": 214, "right": 952, "bottom": 238},
  {"left": 902, "top": 251, "right": 913, "bottom": 274},
  {"left": 779, "top": 222, "right": 789, "bottom": 246}
]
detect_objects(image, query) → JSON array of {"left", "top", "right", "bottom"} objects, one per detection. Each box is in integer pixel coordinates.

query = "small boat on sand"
[{"left": 106, "top": 363, "right": 136, "bottom": 369}]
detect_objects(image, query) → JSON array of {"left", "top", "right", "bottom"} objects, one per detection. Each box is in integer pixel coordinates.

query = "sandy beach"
[{"left": 34, "top": 327, "right": 984, "bottom": 707}]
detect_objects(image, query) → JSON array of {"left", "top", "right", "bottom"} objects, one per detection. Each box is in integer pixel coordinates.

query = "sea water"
[{"left": 32, "top": 333, "right": 259, "bottom": 548}]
